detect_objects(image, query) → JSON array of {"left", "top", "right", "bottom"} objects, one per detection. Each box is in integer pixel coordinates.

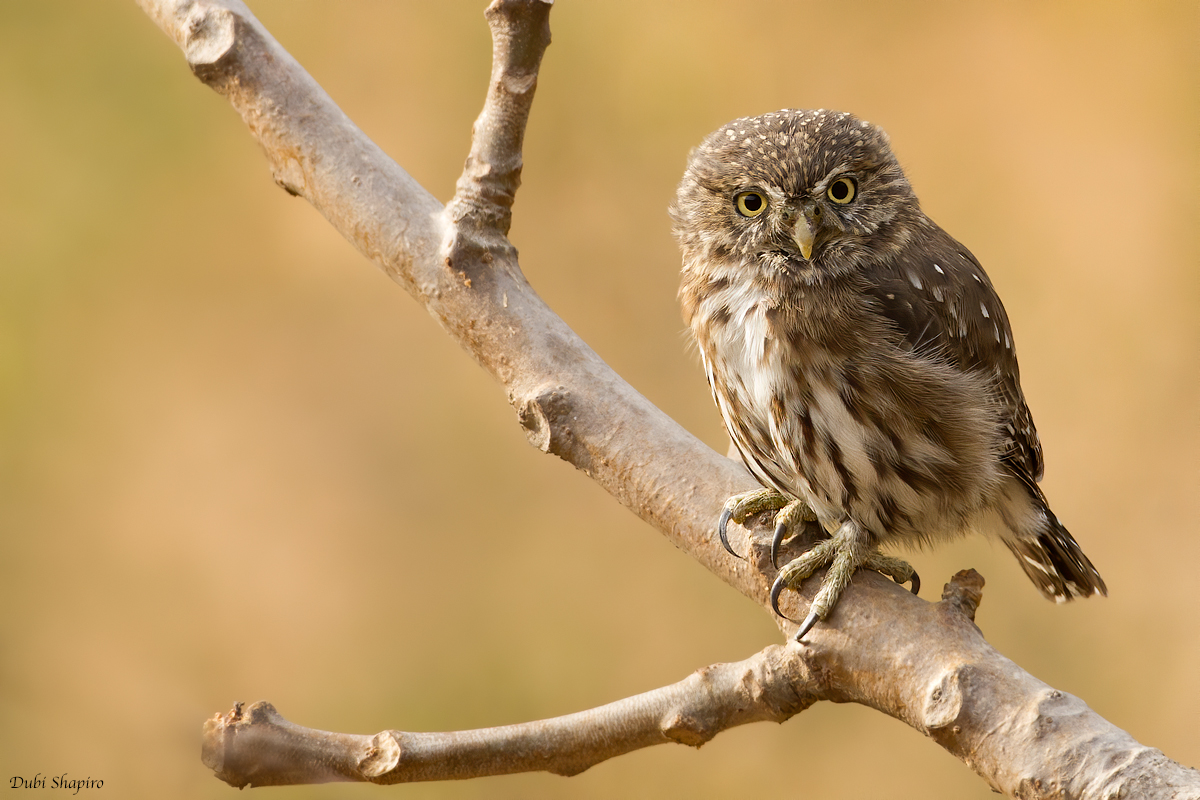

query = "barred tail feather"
[{"left": 1004, "top": 511, "right": 1107, "bottom": 602}]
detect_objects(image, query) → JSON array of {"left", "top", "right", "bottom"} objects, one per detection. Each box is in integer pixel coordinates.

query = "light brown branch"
[
  {"left": 136, "top": 0, "right": 763, "bottom": 602},
  {"left": 198, "top": 571, "right": 1200, "bottom": 796},
  {"left": 201, "top": 645, "right": 815, "bottom": 786},
  {"left": 136, "top": 1, "right": 1200, "bottom": 797},
  {"left": 446, "top": 0, "right": 551, "bottom": 237}
]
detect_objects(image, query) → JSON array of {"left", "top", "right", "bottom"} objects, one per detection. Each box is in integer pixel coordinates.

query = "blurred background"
[{"left": 1, "top": 2, "right": 1196, "bottom": 798}]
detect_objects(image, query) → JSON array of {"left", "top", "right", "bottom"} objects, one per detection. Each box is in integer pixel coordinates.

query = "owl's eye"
[
  {"left": 734, "top": 191, "right": 767, "bottom": 217},
  {"left": 827, "top": 177, "right": 857, "bottom": 204}
]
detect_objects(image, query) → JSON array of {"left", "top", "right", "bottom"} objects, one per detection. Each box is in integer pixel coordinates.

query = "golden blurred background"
[{"left": 1, "top": 2, "right": 1196, "bottom": 798}]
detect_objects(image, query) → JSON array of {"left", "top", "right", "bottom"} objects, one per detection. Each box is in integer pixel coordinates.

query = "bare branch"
[
  {"left": 136, "top": 1, "right": 1200, "bottom": 797},
  {"left": 446, "top": 0, "right": 551, "bottom": 237},
  {"left": 201, "top": 645, "right": 815, "bottom": 786},
  {"left": 198, "top": 570, "right": 1200, "bottom": 796},
  {"left": 136, "top": 0, "right": 765, "bottom": 605}
]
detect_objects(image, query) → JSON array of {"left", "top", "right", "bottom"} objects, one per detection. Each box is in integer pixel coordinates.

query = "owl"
[{"left": 672, "top": 109, "right": 1106, "bottom": 640}]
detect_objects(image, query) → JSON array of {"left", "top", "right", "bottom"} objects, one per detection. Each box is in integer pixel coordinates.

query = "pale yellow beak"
[{"left": 792, "top": 213, "right": 817, "bottom": 260}]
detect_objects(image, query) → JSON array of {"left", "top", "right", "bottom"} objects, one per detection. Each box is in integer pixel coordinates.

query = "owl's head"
[{"left": 672, "top": 109, "right": 919, "bottom": 283}]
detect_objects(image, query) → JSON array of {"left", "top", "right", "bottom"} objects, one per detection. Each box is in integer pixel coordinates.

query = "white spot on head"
[
  {"left": 907, "top": 271, "right": 923, "bottom": 290},
  {"left": 933, "top": 263, "right": 945, "bottom": 275},
  {"left": 980, "top": 303, "right": 990, "bottom": 319},
  {"left": 1004, "top": 331, "right": 1012, "bottom": 349},
  {"left": 972, "top": 273, "right": 983, "bottom": 283},
  {"left": 931, "top": 286, "right": 944, "bottom": 302},
  {"left": 993, "top": 323, "right": 1001, "bottom": 342}
]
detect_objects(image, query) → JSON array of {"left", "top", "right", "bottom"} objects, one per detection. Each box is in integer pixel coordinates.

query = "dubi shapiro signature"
[{"left": 10, "top": 774, "right": 103, "bottom": 795}]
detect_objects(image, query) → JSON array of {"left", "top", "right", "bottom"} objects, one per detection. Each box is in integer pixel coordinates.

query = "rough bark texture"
[{"left": 135, "top": 1, "right": 1200, "bottom": 797}]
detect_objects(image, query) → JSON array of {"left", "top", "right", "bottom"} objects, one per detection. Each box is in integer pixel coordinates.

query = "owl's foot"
[
  {"left": 717, "top": 489, "right": 814, "bottom": 560},
  {"left": 770, "top": 521, "right": 920, "bottom": 641}
]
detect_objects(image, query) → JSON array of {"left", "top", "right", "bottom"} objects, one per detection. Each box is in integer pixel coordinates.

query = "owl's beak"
[
  {"left": 792, "top": 214, "right": 820, "bottom": 261},
  {"left": 792, "top": 210, "right": 818, "bottom": 261}
]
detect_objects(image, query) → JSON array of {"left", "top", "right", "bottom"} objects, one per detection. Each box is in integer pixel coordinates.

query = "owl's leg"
[
  {"left": 771, "top": 520, "right": 919, "bottom": 641},
  {"left": 717, "top": 488, "right": 790, "bottom": 558}
]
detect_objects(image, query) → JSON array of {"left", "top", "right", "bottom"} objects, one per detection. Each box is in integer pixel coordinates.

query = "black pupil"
[
  {"left": 831, "top": 180, "right": 851, "bottom": 201},
  {"left": 742, "top": 193, "right": 762, "bottom": 212}
]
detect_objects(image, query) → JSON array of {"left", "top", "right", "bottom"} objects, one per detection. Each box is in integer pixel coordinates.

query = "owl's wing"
[{"left": 863, "top": 223, "right": 1045, "bottom": 485}]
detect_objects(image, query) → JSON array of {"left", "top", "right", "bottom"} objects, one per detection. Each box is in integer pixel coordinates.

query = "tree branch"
[
  {"left": 198, "top": 570, "right": 1200, "bottom": 796},
  {"left": 137, "top": 0, "right": 764, "bottom": 603},
  {"left": 136, "top": 1, "right": 1199, "bottom": 797},
  {"left": 201, "top": 644, "right": 814, "bottom": 786}
]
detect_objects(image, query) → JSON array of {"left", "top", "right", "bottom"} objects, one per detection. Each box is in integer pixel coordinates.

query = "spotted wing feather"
[{"left": 862, "top": 224, "right": 1044, "bottom": 488}]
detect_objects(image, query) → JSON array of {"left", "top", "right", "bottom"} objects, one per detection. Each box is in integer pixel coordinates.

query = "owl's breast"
[
  {"left": 687, "top": 272, "right": 831, "bottom": 514},
  {"left": 687, "top": 268, "right": 1005, "bottom": 542}
]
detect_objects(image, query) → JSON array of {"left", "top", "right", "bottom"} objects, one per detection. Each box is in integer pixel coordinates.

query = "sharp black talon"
[
  {"left": 770, "top": 520, "right": 788, "bottom": 569},
  {"left": 769, "top": 572, "right": 799, "bottom": 623},
  {"left": 891, "top": 570, "right": 920, "bottom": 594},
  {"left": 794, "top": 610, "right": 820, "bottom": 642},
  {"left": 717, "top": 508, "right": 743, "bottom": 559}
]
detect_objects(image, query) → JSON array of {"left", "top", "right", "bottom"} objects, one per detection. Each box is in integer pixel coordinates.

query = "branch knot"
[
  {"left": 941, "top": 569, "right": 985, "bottom": 621},
  {"left": 518, "top": 384, "right": 573, "bottom": 454}
]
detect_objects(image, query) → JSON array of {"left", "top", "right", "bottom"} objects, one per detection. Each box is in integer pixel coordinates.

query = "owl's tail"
[{"left": 1003, "top": 508, "right": 1107, "bottom": 602}]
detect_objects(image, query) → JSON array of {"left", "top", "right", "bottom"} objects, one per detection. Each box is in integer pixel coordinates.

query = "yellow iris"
[
  {"left": 734, "top": 191, "right": 767, "bottom": 217},
  {"left": 827, "top": 177, "right": 856, "bottom": 204}
]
